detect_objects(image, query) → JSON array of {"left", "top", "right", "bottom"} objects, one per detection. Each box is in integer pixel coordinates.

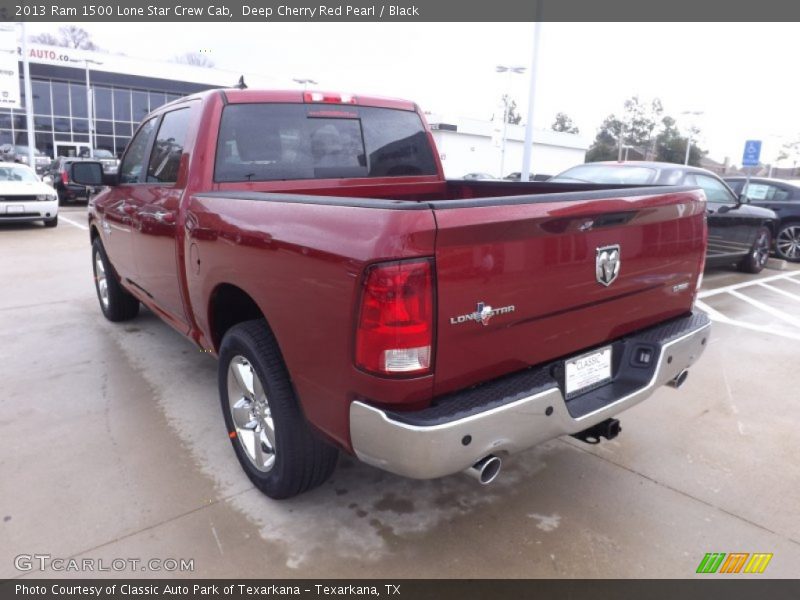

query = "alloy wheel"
[
  {"left": 227, "top": 355, "right": 276, "bottom": 472},
  {"left": 776, "top": 225, "right": 800, "bottom": 260}
]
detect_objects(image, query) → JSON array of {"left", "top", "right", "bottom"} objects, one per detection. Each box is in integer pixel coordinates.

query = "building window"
[
  {"left": 149, "top": 91, "right": 166, "bottom": 111},
  {"left": 94, "top": 87, "right": 113, "bottom": 120},
  {"left": 95, "top": 120, "right": 113, "bottom": 135},
  {"left": 113, "top": 89, "right": 131, "bottom": 121},
  {"left": 52, "top": 81, "right": 70, "bottom": 117},
  {"left": 132, "top": 90, "right": 148, "bottom": 121},
  {"left": 32, "top": 80, "right": 51, "bottom": 116},
  {"left": 70, "top": 83, "right": 87, "bottom": 118}
]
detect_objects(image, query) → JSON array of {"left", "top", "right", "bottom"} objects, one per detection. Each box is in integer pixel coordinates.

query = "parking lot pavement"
[{"left": 1, "top": 208, "right": 799, "bottom": 579}]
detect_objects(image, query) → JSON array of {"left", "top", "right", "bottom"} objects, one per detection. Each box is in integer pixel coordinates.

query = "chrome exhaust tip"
[
  {"left": 668, "top": 369, "right": 689, "bottom": 389},
  {"left": 464, "top": 455, "right": 502, "bottom": 485}
]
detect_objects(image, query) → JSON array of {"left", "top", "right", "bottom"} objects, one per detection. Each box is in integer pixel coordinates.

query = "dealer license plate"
[
  {"left": 6, "top": 205, "right": 24, "bottom": 214},
  {"left": 564, "top": 346, "right": 612, "bottom": 397}
]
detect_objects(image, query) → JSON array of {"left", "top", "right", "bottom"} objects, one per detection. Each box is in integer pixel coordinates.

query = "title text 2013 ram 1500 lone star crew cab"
[{"left": 72, "top": 88, "right": 711, "bottom": 499}]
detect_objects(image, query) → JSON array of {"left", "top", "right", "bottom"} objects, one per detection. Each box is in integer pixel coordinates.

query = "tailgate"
[{"left": 431, "top": 186, "right": 706, "bottom": 395}]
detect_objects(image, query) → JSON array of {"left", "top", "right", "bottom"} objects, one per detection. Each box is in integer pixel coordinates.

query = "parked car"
[
  {"left": 0, "top": 161, "right": 59, "bottom": 227},
  {"left": 0, "top": 144, "right": 51, "bottom": 175},
  {"left": 724, "top": 177, "right": 800, "bottom": 262},
  {"left": 78, "top": 148, "right": 120, "bottom": 174},
  {"left": 49, "top": 156, "right": 93, "bottom": 203},
  {"left": 505, "top": 172, "right": 552, "bottom": 181},
  {"left": 552, "top": 161, "right": 777, "bottom": 274},
  {"left": 0, "top": 143, "right": 13, "bottom": 161},
  {"left": 72, "top": 88, "right": 710, "bottom": 499},
  {"left": 462, "top": 172, "right": 497, "bottom": 180}
]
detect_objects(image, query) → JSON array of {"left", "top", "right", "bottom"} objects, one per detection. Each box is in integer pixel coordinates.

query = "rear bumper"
[{"left": 350, "top": 311, "right": 710, "bottom": 480}]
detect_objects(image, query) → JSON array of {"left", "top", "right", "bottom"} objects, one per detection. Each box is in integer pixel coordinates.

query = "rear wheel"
[
  {"left": 738, "top": 226, "right": 771, "bottom": 274},
  {"left": 219, "top": 319, "right": 337, "bottom": 499},
  {"left": 92, "top": 238, "right": 139, "bottom": 321},
  {"left": 775, "top": 223, "right": 800, "bottom": 262}
]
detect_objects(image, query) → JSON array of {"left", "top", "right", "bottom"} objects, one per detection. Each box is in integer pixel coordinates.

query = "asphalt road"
[{"left": 1, "top": 207, "right": 799, "bottom": 579}]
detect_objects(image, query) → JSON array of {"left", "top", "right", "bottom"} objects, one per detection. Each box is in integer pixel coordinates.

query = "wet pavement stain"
[{"left": 373, "top": 492, "right": 415, "bottom": 514}]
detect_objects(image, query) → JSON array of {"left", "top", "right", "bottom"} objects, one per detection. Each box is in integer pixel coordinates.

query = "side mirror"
[{"left": 71, "top": 161, "right": 116, "bottom": 186}]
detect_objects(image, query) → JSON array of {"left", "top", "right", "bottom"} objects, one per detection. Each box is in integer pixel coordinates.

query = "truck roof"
[{"left": 162, "top": 88, "right": 418, "bottom": 113}]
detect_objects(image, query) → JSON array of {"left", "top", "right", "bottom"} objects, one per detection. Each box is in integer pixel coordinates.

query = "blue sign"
[{"left": 742, "top": 140, "right": 762, "bottom": 167}]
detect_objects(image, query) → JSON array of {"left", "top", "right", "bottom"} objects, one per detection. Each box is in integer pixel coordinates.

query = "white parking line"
[
  {"left": 698, "top": 270, "right": 800, "bottom": 299},
  {"left": 59, "top": 215, "right": 89, "bottom": 231},
  {"left": 758, "top": 282, "right": 800, "bottom": 303},
  {"left": 696, "top": 270, "right": 800, "bottom": 341},
  {"left": 695, "top": 300, "right": 800, "bottom": 342},
  {"left": 727, "top": 290, "right": 800, "bottom": 328}
]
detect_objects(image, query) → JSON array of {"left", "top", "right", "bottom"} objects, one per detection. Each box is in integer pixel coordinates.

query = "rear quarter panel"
[{"left": 184, "top": 196, "right": 437, "bottom": 449}]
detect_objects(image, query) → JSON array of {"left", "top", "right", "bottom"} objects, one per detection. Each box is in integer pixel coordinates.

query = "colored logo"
[{"left": 696, "top": 552, "right": 773, "bottom": 574}]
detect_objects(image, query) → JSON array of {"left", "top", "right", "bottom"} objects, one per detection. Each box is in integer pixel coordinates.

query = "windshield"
[
  {"left": 553, "top": 164, "right": 658, "bottom": 184},
  {"left": 93, "top": 149, "right": 114, "bottom": 158},
  {"left": 0, "top": 165, "right": 40, "bottom": 182},
  {"left": 214, "top": 103, "right": 438, "bottom": 182}
]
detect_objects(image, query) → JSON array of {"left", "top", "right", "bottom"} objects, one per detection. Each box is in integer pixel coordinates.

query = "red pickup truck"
[{"left": 73, "top": 88, "right": 711, "bottom": 499}]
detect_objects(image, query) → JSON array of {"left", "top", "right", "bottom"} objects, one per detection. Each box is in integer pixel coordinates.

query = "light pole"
[
  {"left": 292, "top": 78, "right": 317, "bottom": 90},
  {"left": 521, "top": 20, "right": 542, "bottom": 182},
  {"left": 495, "top": 65, "right": 525, "bottom": 178},
  {"left": 681, "top": 110, "right": 703, "bottom": 165},
  {"left": 70, "top": 58, "right": 103, "bottom": 157},
  {"left": 20, "top": 23, "right": 35, "bottom": 168}
]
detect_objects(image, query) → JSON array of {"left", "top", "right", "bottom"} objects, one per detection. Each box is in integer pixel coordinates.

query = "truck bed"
[{"left": 187, "top": 183, "right": 706, "bottom": 446}]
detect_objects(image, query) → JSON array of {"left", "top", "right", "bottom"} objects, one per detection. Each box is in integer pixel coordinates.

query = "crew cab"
[{"left": 72, "top": 88, "right": 711, "bottom": 499}]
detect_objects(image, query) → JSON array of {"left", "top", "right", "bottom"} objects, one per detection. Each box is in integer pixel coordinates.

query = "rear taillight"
[
  {"left": 355, "top": 258, "right": 434, "bottom": 376},
  {"left": 60, "top": 170, "right": 68, "bottom": 184}
]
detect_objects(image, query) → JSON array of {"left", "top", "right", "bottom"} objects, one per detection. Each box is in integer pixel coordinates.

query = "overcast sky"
[{"left": 26, "top": 22, "right": 800, "bottom": 165}]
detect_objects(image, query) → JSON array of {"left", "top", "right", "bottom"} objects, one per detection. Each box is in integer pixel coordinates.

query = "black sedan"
[
  {"left": 724, "top": 177, "right": 800, "bottom": 262},
  {"left": 552, "top": 161, "right": 778, "bottom": 274}
]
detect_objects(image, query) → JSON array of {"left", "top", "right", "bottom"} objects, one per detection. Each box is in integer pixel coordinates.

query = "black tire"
[
  {"left": 218, "top": 319, "right": 337, "bottom": 499},
  {"left": 91, "top": 238, "right": 140, "bottom": 321},
  {"left": 738, "top": 226, "right": 772, "bottom": 274},
  {"left": 43, "top": 215, "right": 58, "bottom": 228},
  {"left": 775, "top": 222, "right": 800, "bottom": 263}
]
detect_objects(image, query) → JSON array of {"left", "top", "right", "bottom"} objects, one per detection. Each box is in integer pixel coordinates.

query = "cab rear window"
[{"left": 214, "top": 103, "right": 437, "bottom": 182}]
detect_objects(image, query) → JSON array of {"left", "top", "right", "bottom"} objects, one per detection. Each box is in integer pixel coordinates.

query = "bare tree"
[
  {"left": 58, "top": 26, "right": 99, "bottom": 50},
  {"left": 173, "top": 52, "right": 215, "bottom": 68},
  {"left": 29, "top": 32, "right": 62, "bottom": 46}
]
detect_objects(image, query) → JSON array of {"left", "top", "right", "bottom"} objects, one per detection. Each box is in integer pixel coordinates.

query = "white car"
[{"left": 0, "top": 162, "right": 59, "bottom": 227}]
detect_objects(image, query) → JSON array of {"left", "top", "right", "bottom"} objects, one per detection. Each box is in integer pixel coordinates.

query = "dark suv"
[
  {"left": 724, "top": 177, "right": 800, "bottom": 262},
  {"left": 50, "top": 157, "right": 92, "bottom": 203}
]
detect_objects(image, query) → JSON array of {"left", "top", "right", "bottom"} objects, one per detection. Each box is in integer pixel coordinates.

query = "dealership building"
[
  {"left": 3, "top": 43, "right": 588, "bottom": 175},
  {"left": 2, "top": 44, "right": 278, "bottom": 159}
]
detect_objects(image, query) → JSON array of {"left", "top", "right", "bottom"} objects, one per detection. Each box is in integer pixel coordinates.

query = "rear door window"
[{"left": 214, "top": 103, "right": 437, "bottom": 182}]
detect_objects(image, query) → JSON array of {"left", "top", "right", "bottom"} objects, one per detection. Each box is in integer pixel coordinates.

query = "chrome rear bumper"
[{"left": 350, "top": 312, "right": 710, "bottom": 480}]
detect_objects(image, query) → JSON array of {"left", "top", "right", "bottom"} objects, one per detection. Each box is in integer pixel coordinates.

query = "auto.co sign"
[{"left": 16, "top": 45, "right": 75, "bottom": 65}]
